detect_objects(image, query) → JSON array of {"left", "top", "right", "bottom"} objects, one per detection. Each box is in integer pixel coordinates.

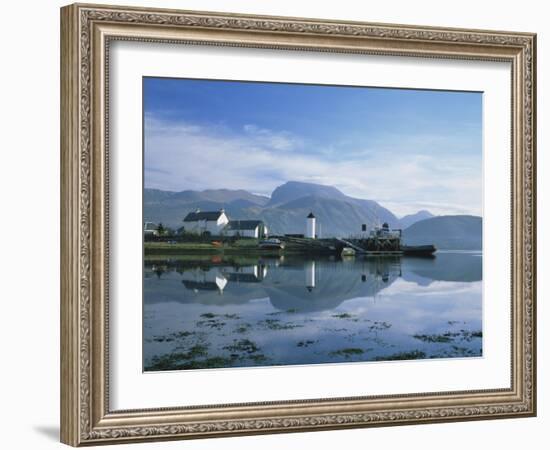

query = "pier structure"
[{"left": 279, "top": 222, "right": 434, "bottom": 256}]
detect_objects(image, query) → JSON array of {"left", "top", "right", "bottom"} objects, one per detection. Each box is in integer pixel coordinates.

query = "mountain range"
[
  {"left": 144, "top": 181, "right": 481, "bottom": 249},
  {"left": 402, "top": 215, "right": 482, "bottom": 250},
  {"left": 399, "top": 210, "right": 434, "bottom": 229}
]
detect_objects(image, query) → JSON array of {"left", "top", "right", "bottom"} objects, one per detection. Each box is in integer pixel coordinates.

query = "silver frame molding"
[{"left": 60, "top": 3, "right": 536, "bottom": 446}]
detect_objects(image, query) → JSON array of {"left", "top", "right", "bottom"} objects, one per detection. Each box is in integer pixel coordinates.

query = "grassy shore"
[
  {"left": 144, "top": 238, "right": 335, "bottom": 256},
  {"left": 145, "top": 239, "right": 282, "bottom": 256}
]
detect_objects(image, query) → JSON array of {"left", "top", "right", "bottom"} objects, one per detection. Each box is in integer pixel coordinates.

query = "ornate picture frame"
[{"left": 60, "top": 3, "right": 536, "bottom": 446}]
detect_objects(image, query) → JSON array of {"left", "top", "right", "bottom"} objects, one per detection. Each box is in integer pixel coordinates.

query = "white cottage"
[
  {"left": 182, "top": 209, "right": 229, "bottom": 236},
  {"left": 143, "top": 222, "right": 159, "bottom": 236},
  {"left": 223, "top": 220, "right": 267, "bottom": 239}
]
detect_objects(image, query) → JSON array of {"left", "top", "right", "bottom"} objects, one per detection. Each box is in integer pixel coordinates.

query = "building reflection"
[
  {"left": 305, "top": 260, "right": 316, "bottom": 292},
  {"left": 178, "top": 264, "right": 268, "bottom": 295},
  {"left": 144, "top": 255, "right": 411, "bottom": 311},
  {"left": 144, "top": 253, "right": 481, "bottom": 313}
]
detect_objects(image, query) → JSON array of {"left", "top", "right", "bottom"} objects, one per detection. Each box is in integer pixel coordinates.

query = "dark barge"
[
  {"left": 278, "top": 223, "right": 436, "bottom": 257},
  {"left": 401, "top": 244, "right": 437, "bottom": 256}
]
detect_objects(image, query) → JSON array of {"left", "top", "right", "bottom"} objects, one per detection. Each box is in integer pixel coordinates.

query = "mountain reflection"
[{"left": 144, "top": 252, "right": 481, "bottom": 312}]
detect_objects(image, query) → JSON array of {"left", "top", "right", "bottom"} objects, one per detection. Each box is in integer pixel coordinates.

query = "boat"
[
  {"left": 259, "top": 238, "right": 285, "bottom": 250},
  {"left": 340, "top": 247, "right": 356, "bottom": 257},
  {"left": 401, "top": 244, "right": 437, "bottom": 256}
]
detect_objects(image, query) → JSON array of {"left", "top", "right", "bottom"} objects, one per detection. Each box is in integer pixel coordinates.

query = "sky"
[{"left": 143, "top": 77, "right": 482, "bottom": 217}]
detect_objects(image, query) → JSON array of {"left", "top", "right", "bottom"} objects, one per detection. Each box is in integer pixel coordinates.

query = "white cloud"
[
  {"left": 144, "top": 115, "right": 482, "bottom": 216},
  {"left": 242, "top": 124, "right": 302, "bottom": 152}
]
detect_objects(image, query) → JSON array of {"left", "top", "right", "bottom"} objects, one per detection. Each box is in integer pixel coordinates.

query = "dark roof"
[
  {"left": 224, "top": 273, "right": 262, "bottom": 283},
  {"left": 225, "top": 220, "right": 263, "bottom": 231},
  {"left": 183, "top": 211, "right": 224, "bottom": 222},
  {"left": 182, "top": 280, "right": 220, "bottom": 291},
  {"left": 307, "top": 212, "right": 316, "bottom": 218}
]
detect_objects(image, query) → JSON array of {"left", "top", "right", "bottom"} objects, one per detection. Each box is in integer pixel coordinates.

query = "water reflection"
[
  {"left": 144, "top": 252, "right": 482, "bottom": 371},
  {"left": 145, "top": 253, "right": 480, "bottom": 310}
]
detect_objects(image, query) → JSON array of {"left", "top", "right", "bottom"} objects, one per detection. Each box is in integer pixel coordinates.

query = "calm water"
[{"left": 143, "top": 252, "right": 482, "bottom": 371}]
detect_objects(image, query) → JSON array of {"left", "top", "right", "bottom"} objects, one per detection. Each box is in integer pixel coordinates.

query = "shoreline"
[{"left": 144, "top": 242, "right": 329, "bottom": 256}]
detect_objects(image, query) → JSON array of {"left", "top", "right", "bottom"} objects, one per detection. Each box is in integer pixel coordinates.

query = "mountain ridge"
[
  {"left": 143, "top": 182, "right": 477, "bottom": 244},
  {"left": 399, "top": 210, "right": 435, "bottom": 229},
  {"left": 144, "top": 181, "right": 401, "bottom": 236}
]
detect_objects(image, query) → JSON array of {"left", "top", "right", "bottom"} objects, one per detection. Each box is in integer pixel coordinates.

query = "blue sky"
[{"left": 144, "top": 77, "right": 482, "bottom": 216}]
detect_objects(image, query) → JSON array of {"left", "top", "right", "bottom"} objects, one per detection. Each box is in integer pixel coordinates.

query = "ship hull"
[{"left": 401, "top": 245, "right": 437, "bottom": 256}]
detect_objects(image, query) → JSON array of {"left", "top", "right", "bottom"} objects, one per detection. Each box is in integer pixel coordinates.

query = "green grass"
[
  {"left": 144, "top": 239, "right": 284, "bottom": 256},
  {"left": 144, "top": 239, "right": 329, "bottom": 256}
]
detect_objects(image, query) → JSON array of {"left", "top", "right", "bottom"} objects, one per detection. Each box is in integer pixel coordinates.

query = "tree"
[{"left": 157, "top": 223, "right": 165, "bottom": 236}]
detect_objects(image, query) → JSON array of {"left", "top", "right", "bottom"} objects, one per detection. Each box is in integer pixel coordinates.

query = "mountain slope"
[
  {"left": 268, "top": 181, "right": 347, "bottom": 206},
  {"left": 143, "top": 182, "right": 400, "bottom": 236},
  {"left": 143, "top": 188, "right": 269, "bottom": 228},
  {"left": 260, "top": 195, "right": 392, "bottom": 237},
  {"left": 399, "top": 210, "right": 434, "bottom": 229},
  {"left": 402, "top": 215, "right": 482, "bottom": 250}
]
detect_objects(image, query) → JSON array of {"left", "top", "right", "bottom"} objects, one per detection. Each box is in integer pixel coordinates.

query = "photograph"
[{"left": 142, "top": 77, "right": 483, "bottom": 372}]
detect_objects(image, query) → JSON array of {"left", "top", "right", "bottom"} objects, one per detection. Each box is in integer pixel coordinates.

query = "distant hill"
[
  {"left": 143, "top": 181, "right": 399, "bottom": 236},
  {"left": 259, "top": 194, "right": 397, "bottom": 237},
  {"left": 144, "top": 188, "right": 268, "bottom": 206},
  {"left": 399, "top": 210, "right": 434, "bottom": 229},
  {"left": 268, "top": 181, "right": 347, "bottom": 206},
  {"left": 402, "top": 215, "right": 482, "bottom": 250}
]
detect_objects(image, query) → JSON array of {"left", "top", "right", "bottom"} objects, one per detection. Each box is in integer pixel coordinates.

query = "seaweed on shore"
[
  {"left": 296, "top": 340, "right": 317, "bottom": 348},
  {"left": 223, "top": 338, "right": 260, "bottom": 354},
  {"left": 329, "top": 348, "right": 366, "bottom": 357},
  {"left": 234, "top": 323, "right": 252, "bottom": 334},
  {"left": 146, "top": 356, "right": 235, "bottom": 371},
  {"left": 259, "top": 319, "right": 304, "bottom": 330},
  {"left": 413, "top": 330, "right": 482, "bottom": 344},
  {"left": 146, "top": 344, "right": 210, "bottom": 370},
  {"left": 196, "top": 318, "right": 227, "bottom": 330},
  {"left": 374, "top": 350, "right": 427, "bottom": 361}
]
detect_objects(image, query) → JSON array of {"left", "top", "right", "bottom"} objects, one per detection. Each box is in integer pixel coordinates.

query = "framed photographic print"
[{"left": 60, "top": 3, "right": 537, "bottom": 446}]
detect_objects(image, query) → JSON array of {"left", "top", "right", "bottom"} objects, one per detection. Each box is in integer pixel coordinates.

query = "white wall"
[
  {"left": 184, "top": 214, "right": 229, "bottom": 234},
  {"left": 0, "top": 1, "right": 546, "bottom": 449},
  {"left": 242, "top": 229, "right": 258, "bottom": 238},
  {"left": 307, "top": 217, "right": 316, "bottom": 239},
  {"left": 225, "top": 229, "right": 258, "bottom": 238}
]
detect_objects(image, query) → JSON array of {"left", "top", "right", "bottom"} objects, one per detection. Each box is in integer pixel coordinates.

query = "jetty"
[{"left": 277, "top": 223, "right": 436, "bottom": 257}]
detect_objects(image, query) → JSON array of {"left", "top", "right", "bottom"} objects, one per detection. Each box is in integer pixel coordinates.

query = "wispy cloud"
[
  {"left": 144, "top": 114, "right": 481, "bottom": 217},
  {"left": 242, "top": 124, "right": 303, "bottom": 152}
]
